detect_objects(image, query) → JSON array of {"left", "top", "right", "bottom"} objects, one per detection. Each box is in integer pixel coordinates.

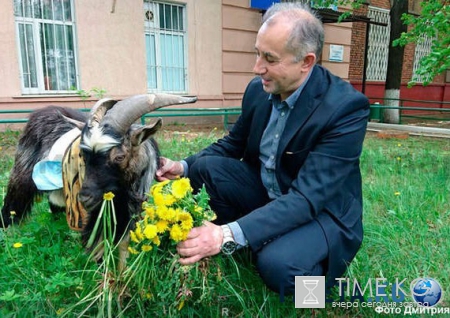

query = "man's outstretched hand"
[
  {"left": 177, "top": 221, "right": 223, "bottom": 265},
  {"left": 156, "top": 157, "right": 184, "bottom": 181}
]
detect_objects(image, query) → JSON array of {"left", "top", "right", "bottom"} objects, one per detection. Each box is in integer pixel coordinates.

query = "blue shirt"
[
  {"left": 183, "top": 72, "right": 313, "bottom": 247},
  {"left": 230, "top": 72, "right": 313, "bottom": 247}
]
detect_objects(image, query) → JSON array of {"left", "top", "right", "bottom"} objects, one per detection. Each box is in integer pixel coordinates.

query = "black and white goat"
[{"left": 1, "top": 94, "right": 196, "bottom": 258}]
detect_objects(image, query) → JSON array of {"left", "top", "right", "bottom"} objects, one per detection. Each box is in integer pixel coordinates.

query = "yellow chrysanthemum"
[
  {"left": 170, "top": 224, "right": 188, "bottom": 242},
  {"left": 152, "top": 235, "right": 161, "bottom": 246},
  {"left": 153, "top": 192, "right": 177, "bottom": 207},
  {"left": 156, "top": 219, "right": 169, "bottom": 233},
  {"left": 157, "top": 206, "right": 178, "bottom": 222},
  {"left": 130, "top": 230, "right": 140, "bottom": 243},
  {"left": 128, "top": 246, "right": 139, "bottom": 255},
  {"left": 103, "top": 192, "right": 115, "bottom": 200},
  {"left": 178, "top": 212, "right": 194, "bottom": 231},
  {"left": 171, "top": 178, "right": 192, "bottom": 199},
  {"left": 145, "top": 206, "right": 156, "bottom": 219},
  {"left": 135, "top": 224, "right": 144, "bottom": 241},
  {"left": 141, "top": 245, "right": 153, "bottom": 252},
  {"left": 156, "top": 205, "right": 168, "bottom": 219},
  {"left": 164, "top": 194, "right": 177, "bottom": 206},
  {"left": 150, "top": 180, "right": 170, "bottom": 196},
  {"left": 170, "top": 207, "right": 181, "bottom": 222},
  {"left": 153, "top": 192, "right": 165, "bottom": 207},
  {"left": 13, "top": 242, "right": 23, "bottom": 248},
  {"left": 143, "top": 224, "right": 158, "bottom": 240}
]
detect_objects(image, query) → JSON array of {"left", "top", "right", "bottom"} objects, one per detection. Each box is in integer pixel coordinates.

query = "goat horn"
[
  {"left": 88, "top": 98, "right": 118, "bottom": 128},
  {"left": 100, "top": 94, "right": 197, "bottom": 135}
]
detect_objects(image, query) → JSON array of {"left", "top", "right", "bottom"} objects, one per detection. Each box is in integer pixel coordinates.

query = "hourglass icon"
[{"left": 303, "top": 279, "right": 319, "bottom": 304}]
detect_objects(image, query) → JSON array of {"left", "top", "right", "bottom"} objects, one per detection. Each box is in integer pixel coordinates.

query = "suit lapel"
[{"left": 278, "top": 67, "right": 324, "bottom": 153}]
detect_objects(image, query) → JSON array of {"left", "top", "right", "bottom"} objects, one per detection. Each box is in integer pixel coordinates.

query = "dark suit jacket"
[{"left": 185, "top": 65, "right": 370, "bottom": 284}]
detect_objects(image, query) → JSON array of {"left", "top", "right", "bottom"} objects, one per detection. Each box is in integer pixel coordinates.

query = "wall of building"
[
  {"left": 322, "top": 21, "right": 353, "bottom": 80},
  {"left": 0, "top": 0, "right": 358, "bottom": 128},
  {"left": 221, "top": 0, "right": 354, "bottom": 100},
  {"left": 222, "top": 0, "right": 260, "bottom": 107},
  {"left": 348, "top": 0, "right": 449, "bottom": 106},
  {"left": 0, "top": 0, "right": 224, "bottom": 113}
]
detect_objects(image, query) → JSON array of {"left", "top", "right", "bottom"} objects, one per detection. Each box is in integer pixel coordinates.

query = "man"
[{"left": 156, "top": 2, "right": 369, "bottom": 294}]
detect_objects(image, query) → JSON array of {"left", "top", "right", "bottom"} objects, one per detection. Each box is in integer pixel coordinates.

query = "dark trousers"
[{"left": 189, "top": 156, "right": 328, "bottom": 294}]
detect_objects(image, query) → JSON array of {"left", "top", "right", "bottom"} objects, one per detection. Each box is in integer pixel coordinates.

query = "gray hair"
[{"left": 262, "top": 2, "right": 324, "bottom": 62}]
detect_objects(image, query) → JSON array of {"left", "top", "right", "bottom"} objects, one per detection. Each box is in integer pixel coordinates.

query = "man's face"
[{"left": 253, "top": 20, "right": 312, "bottom": 101}]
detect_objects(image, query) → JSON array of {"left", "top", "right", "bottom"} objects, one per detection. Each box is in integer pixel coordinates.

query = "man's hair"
[{"left": 262, "top": 2, "right": 324, "bottom": 62}]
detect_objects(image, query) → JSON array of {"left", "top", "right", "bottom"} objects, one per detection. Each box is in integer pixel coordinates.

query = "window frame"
[
  {"left": 14, "top": 0, "right": 79, "bottom": 95},
  {"left": 144, "top": 1, "right": 188, "bottom": 94}
]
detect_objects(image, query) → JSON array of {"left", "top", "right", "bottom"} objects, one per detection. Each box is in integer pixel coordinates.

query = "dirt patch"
[{"left": 157, "top": 123, "right": 227, "bottom": 140}]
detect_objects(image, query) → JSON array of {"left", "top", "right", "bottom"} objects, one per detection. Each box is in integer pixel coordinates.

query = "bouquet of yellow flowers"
[
  {"left": 127, "top": 178, "right": 215, "bottom": 255},
  {"left": 124, "top": 178, "right": 216, "bottom": 311}
]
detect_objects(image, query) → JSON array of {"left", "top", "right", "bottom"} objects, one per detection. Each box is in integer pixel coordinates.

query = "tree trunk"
[{"left": 383, "top": 0, "right": 408, "bottom": 124}]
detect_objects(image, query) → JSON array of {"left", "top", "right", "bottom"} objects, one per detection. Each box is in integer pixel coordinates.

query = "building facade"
[
  {"left": 349, "top": 0, "right": 449, "bottom": 108},
  {"left": 0, "top": 0, "right": 448, "bottom": 127}
]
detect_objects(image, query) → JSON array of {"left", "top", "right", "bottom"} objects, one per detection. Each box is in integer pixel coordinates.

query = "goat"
[{"left": 1, "top": 94, "right": 197, "bottom": 260}]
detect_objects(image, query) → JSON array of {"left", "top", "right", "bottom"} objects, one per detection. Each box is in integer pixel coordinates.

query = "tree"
[
  {"left": 394, "top": 0, "right": 450, "bottom": 87},
  {"left": 383, "top": 0, "right": 408, "bottom": 124},
  {"left": 315, "top": 0, "right": 449, "bottom": 123},
  {"left": 317, "top": 0, "right": 449, "bottom": 84}
]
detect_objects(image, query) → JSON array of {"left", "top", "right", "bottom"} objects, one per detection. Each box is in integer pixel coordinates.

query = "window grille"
[
  {"left": 144, "top": 1, "right": 187, "bottom": 93},
  {"left": 14, "top": 0, "right": 78, "bottom": 94},
  {"left": 366, "top": 6, "right": 390, "bottom": 81},
  {"left": 412, "top": 35, "right": 433, "bottom": 83}
]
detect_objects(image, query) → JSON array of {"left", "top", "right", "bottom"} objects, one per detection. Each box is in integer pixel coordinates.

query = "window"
[
  {"left": 412, "top": 35, "right": 433, "bottom": 84},
  {"left": 14, "top": 0, "right": 78, "bottom": 94},
  {"left": 366, "top": 6, "right": 390, "bottom": 81},
  {"left": 144, "top": 1, "right": 187, "bottom": 93}
]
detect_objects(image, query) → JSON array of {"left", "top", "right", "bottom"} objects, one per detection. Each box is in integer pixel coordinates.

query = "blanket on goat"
[
  {"left": 32, "top": 128, "right": 81, "bottom": 190},
  {"left": 31, "top": 128, "right": 87, "bottom": 231}
]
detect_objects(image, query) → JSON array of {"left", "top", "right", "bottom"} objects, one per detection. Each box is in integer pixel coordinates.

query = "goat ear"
[
  {"left": 130, "top": 118, "right": 162, "bottom": 146},
  {"left": 61, "top": 114, "right": 85, "bottom": 130}
]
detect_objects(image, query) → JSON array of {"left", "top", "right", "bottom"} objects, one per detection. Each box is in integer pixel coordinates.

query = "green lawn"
[{"left": 0, "top": 127, "right": 448, "bottom": 317}]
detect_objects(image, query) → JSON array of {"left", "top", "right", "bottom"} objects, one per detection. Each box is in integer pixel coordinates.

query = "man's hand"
[
  {"left": 156, "top": 157, "right": 184, "bottom": 181},
  {"left": 177, "top": 221, "right": 223, "bottom": 265}
]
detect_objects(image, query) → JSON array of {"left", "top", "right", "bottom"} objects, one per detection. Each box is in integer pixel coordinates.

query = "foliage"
[
  {"left": 75, "top": 87, "right": 108, "bottom": 101},
  {"left": 310, "top": 0, "right": 365, "bottom": 21},
  {"left": 393, "top": 0, "right": 450, "bottom": 86},
  {"left": 317, "top": 0, "right": 449, "bottom": 86}
]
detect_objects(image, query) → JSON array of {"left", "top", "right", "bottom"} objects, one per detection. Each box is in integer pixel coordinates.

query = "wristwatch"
[{"left": 221, "top": 225, "right": 238, "bottom": 255}]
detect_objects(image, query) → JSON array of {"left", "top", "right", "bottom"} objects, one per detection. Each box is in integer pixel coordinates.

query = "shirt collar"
[{"left": 268, "top": 66, "right": 314, "bottom": 110}]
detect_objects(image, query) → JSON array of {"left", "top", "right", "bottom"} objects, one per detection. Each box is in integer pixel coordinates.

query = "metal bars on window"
[
  {"left": 366, "top": 6, "right": 390, "bottom": 82},
  {"left": 144, "top": 1, "right": 187, "bottom": 93},
  {"left": 14, "top": 0, "right": 78, "bottom": 94},
  {"left": 412, "top": 35, "right": 433, "bottom": 84}
]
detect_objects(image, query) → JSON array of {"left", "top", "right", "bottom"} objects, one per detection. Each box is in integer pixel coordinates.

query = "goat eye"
[{"left": 114, "top": 154, "right": 126, "bottom": 163}]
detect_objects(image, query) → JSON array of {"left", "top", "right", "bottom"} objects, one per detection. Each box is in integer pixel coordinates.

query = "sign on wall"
[
  {"left": 329, "top": 45, "right": 344, "bottom": 62},
  {"left": 250, "top": 0, "right": 280, "bottom": 10}
]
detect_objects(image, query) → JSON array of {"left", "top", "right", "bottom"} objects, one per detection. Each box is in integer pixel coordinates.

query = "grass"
[{"left": 0, "top": 126, "right": 449, "bottom": 317}]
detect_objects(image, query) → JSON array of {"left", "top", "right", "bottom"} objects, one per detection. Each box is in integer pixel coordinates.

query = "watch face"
[{"left": 222, "top": 241, "right": 237, "bottom": 255}]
